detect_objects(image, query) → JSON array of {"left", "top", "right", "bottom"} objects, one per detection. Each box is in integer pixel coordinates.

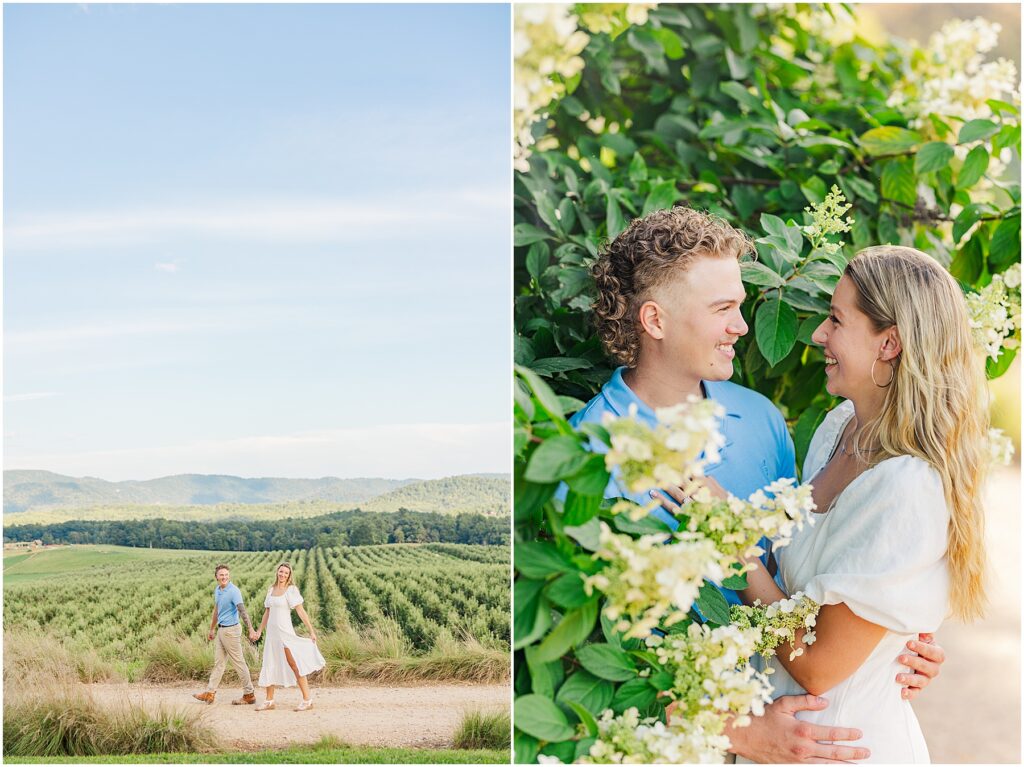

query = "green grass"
[
  {"left": 4, "top": 746, "right": 509, "bottom": 763},
  {"left": 452, "top": 709, "right": 511, "bottom": 750},
  {"left": 2, "top": 545, "right": 209, "bottom": 584}
]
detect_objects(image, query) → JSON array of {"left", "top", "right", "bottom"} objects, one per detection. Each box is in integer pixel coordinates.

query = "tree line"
[{"left": 2, "top": 508, "right": 509, "bottom": 550}]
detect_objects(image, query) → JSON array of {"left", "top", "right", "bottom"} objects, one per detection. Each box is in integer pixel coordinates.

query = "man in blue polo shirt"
[
  {"left": 572, "top": 206, "right": 945, "bottom": 762},
  {"left": 192, "top": 564, "right": 257, "bottom": 705}
]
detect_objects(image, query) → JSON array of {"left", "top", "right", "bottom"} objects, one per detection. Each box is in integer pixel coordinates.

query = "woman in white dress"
[
  {"left": 737, "top": 246, "right": 988, "bottom": 763},
  {"left": 253, "top": 563, "right": 326, "bottom": 711}
]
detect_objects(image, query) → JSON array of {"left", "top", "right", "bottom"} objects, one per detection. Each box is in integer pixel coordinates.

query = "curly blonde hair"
[{"left": 592, "top": 207, "right": 754, "bottom": 367}]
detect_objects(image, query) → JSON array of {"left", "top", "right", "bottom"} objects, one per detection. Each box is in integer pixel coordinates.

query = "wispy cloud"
[
  {"left": 4, "top": 319, "right": 224, "bottom": 352},
  {"left": 5, "top": 421, "right": 510, "bottom": 481},
  {"left": 154, "top": 262, "right": 179, "bottom": 273},
  {"left": 4, "top": 392, "right": 60, "bottom": 403},
  {"left": 5, "top": 188, "right": 508, "bottom": 251}
]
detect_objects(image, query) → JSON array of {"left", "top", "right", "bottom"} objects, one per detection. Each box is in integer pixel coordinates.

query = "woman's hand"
[
  {"left": 651, "top": 476, "right": 729, "bottom": 511},
  {"left": 310, "top": 631, "right": 318, "bottom": 644},
  {"left": 897, "top": 633, "right": 946, "bottom": 700}
]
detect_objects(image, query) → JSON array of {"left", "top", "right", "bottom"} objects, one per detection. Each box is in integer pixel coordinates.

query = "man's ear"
[
  {"left": 637, "top": 299, "right": 666, "bottom": 340},
  {"left": 880, "top": 325, "right": 902, "bottom": 361}
]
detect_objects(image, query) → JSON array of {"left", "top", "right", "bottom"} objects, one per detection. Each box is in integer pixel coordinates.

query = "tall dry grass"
[
  {"left": 452, "top": 709, "right": 511, "bottom": 750},
  {"left": 142, "top": 633, "right": 259, "bottom": 682},
  {"left": 3, "top": 631, "right": 220, "bottom": 757},
  {"left": 317, "top": 620, "right": 508, "bottom": 683}
]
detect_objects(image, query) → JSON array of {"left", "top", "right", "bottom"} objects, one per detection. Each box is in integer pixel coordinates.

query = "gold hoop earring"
[{"left": 871, "top": 358, "right": 895, "bottom": 388}]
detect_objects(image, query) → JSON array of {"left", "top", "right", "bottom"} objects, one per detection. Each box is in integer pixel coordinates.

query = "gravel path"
[{"left": 88, "top": 681, "right": 509, "bottom": 751}]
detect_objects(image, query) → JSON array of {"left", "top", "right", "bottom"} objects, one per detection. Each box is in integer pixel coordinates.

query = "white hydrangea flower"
[
  {"left": 581, "top": 707, "right": 732, "bottom": 764},
  {"left": 585, "top": 522, "right": 726, "bottom": 638},
  {"left": 655, "top": 622, "right": 774, "bottom": 724},
  {"left": 603, "top": 397, "right": 726, "bottom": 495},
  {"left": 986, "top": 427, "right": 1015, "bottom": 467},
  {"left": 965, "top": 273, "right": 1022, "bottom": 361},
  {"left": 731, "top": 592, "right": 821, "bottom": 662},
  {"left": 888, "top": 18, "right": 1019, "bottom": 127}
]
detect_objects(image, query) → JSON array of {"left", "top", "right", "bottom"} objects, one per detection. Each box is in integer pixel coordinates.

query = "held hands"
[
  {"left": 897, "top": 633, "right": 945, "bottom": 700},
  {"left": 248, "top": 629, "right": 259, "bottom": 642}
]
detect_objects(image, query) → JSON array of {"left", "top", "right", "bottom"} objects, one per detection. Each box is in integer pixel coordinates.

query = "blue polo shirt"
[
  {"left": 214, "top": 583, "right": 244, "bottom": 627},
  {"left": 569, "top": 367, "right": 796, "bottom": 604}
]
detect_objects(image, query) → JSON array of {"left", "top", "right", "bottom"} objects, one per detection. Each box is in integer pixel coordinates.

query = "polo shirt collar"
[{"left": 602, "top": 367, "right": 743, "bottom": 445}]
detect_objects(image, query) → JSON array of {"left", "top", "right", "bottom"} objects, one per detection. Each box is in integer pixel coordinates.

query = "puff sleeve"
[
  {"left": 264, "top": 587, "right": 273, "bottom": 608},
  {"left": 286, "top": 585, "right": 304, "bottom": 609},
  {"left": 799, "top": 455, "right": 950, "bottom": 633}
]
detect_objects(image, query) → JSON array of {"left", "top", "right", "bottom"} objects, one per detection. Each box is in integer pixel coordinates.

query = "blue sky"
[{"left": 4, "top": 4, "right": 510, "bottom": 481}]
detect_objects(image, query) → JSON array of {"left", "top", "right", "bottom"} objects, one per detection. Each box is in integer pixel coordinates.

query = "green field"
[
  {"left": 3, "top": 543, "right": 510, "bottom": 668},
  {"left": 3, "top": 545, "right": 210, "bottom": 584}
]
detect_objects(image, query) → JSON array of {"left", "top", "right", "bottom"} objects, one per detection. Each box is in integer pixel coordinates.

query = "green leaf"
[
  {"left": 858, "top": 126, "right": 922, "bottom": 156},
  {"left": 514, "top": 694, "right": 575, "bottom": 742},
  {"left": 915, "top": 141, "right": 955, "bottom": 174},
  {"left": 642, "top": 180, "right": 681, "bottom": 215},
  {"left": 514, "top": 730, "right": 539, "bottom": 764},
  {"left": 529, "top": 357, "right": 594, "bottom": 376},
  {"left": 606, "top": 196, "right": 627, "bottom": 239},
  {"left": 721, "top": 80, "right": 763, "bottom": 113},
  {"left": 556, "top": 670, "right": 615, "bottom": 721},
  {"left": 987, "top": 345, "right": 1018, "bottom": 379},
  {"left": 564, "top": 517, "right": 602, "bottom": 551},
  {"left": 794, "top": 406, "right": 827, "bottom": 473},
  {"left": 881, "top": 158, "right": 917, "bottom": 207},
  {"left": 951, "top": 236, "right": 984, "bottom": 284},
  {"left": 525, "top": 645, "right": 560, "bottom": 698},
  {"left": 755, "top": 298, "right": 798, "bottom": 366},
  {"left": 566, "top": 701, "right": 599, "bottom": 738},
  {"left": 610, "top": 677, "right": 658, "bottom": 714},
  {"left": 525, "top": 436, "right": 591, "bottom": 483},
  {"left": 842, "top": 174, "right": 879, "bottom": 204},
  {"left": 539, "top": 741, "right": 576, "bottom": 763},
  {"left": 956, "top": 145, "right": 990, "bottom": 190},
  {"left": 564, "top": 455, "right": 610, "bottom": 498},
  {"left": 577, "top": 643, "right": 637, "bottom": 681},
  {"left": 797, "top": 314, "right": 827, "bottom": 345},
  {"left": 958, "top": 119, "right": 999, "bottom": 144},
  {"left": 696, "top": 581, "right": 731, "bottom": 624},
  {"left": 989, "top": 214, "right": 1022, "bottom": 271},
  {"left": 800, "top": 176, "right": 827, "bottom": 204},
  {"left": 877, "top": 211, "right": 899, "bottom": 246},
  {"left": 740, "top": 261, "right": 786, "bottom": 288},
  {"left": 516, "top": 364, "right": 565, "bottom": 421},
  {"left": 628, "top": 152, "right": 648, "bottom": 183},
  {"left": 535, "top": 601, "right": 599, "bottom": 663},
  {"left": 514, "top": 579, "right": 552, "bottom": 649},
  {"left": 545, "top": 571, "right": 592, "bottom": 609},
  {"left": 721, "top": 572, "right": 749, "bottom": 590},
  {"left": 953, "top": 203, "right": 987, "bottom": 244},
  {"left": 563, "top": 490, "right": 603, "bottom": 527},
  {"left": 515, "top": 223, "right": 550, "bottom": 246},
  {"left": 611, "top": 512, "right": 672, "bottom": 536},
  {"left": 515, "top": 542, "right": 574, "bottom": 579}
]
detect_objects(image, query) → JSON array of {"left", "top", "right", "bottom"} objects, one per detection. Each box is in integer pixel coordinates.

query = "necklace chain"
[{"left": 839, "top": 417, "right": 883, "bottom": 456}]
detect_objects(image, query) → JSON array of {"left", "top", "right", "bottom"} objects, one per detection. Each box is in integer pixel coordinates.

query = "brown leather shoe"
[
  {"left": 192, "top": 691, "right": 216, "bottom": 704},
  {"left": 232, "top": 693, "right": 257, "bottom": 705}
]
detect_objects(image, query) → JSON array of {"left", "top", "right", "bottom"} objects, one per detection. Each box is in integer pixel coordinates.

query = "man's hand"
[
  {"left": 207, "top": 629, "right": 216, "bottom": 642},
  {"left": 248, "top": 629, "right": 259, "bottom": 642},
  {"left": 727, "top": 694, "right": 870, "bottom": 763},
  {"left": 897, "top": 633, "right": 945, "bottom": 700},
  {"left": 652, "top": 477, "right": 729, "bottom": 511}
]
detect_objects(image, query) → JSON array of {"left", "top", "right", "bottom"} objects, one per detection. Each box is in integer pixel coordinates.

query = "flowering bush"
[
  {"left": 514, "top": 367, "right": 819, "bottom": 763},
  {"left": 514, "top": 3, "right": 1020, "bottom": 470}
]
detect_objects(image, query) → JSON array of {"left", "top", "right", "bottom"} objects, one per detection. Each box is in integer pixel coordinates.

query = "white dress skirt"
[
  {"left": 257, "top": 585, "right": 326, "bottom": 687},
  {"left": 741, "top": 400, "right": 950, "bottom": 763}
]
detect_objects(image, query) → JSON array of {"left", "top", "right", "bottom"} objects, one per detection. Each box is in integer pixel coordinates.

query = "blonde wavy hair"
[
  {"left": 591, "top": 207, "right": 754, "bottom": 367},
  {"left": 845, "top": 246, "right": 989, "bottom": 621}
]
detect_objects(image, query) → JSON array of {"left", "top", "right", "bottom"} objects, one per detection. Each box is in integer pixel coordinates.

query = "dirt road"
[{"left": 89, "top": 681, "right": 509, "bottom": 751}]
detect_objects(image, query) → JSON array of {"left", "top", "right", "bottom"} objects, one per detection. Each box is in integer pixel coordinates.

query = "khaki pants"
[{"left": 206, "top": 624, "right": 254, "bottom": 694}]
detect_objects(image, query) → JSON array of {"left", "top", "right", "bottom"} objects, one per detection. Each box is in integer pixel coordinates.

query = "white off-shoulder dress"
[
  {"left": 257, "top": 585, "right": 326, "bottom": 688},
  {"left": 764, "top": 400, "right": 950, "bottom": 763}
]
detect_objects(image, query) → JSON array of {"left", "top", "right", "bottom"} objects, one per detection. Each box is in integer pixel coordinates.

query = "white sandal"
[
  {"left": 255, "top": 700, "right": 275, "bottom": 711},
  {"left": 294, "top": 699, "right": 314, "bottom": 711}
]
